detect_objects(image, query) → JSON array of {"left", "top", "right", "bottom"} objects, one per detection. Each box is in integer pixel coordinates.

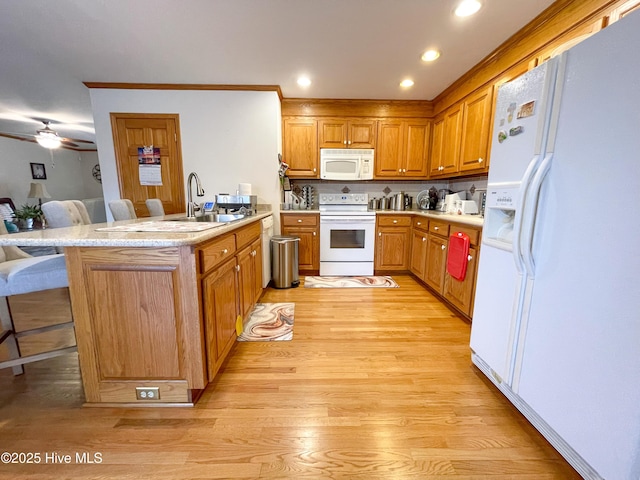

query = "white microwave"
[{"left": 320, "top": 148, "right": 374, "bottom": 181}]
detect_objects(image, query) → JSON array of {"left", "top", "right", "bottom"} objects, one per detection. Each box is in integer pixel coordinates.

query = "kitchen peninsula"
[{"left": 0, "top": 213, "right": 271, "bottom": 406}]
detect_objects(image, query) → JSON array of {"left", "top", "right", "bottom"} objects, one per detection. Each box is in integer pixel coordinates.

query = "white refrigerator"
[{"left": 470, "top": 11, "right": 640, "bottom": 480}]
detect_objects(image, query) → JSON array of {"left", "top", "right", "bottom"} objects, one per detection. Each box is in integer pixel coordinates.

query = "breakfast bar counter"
[{"left": 0, "top": 212, "right": 271, "bottom": 407}]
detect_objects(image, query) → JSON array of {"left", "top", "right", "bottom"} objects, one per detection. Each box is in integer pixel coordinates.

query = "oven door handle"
[{"left": 320, "top": 216, "right": 376, "bottom": 224}]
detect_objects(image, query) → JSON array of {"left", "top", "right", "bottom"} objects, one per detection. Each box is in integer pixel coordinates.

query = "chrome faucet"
[{"left": 186, "top": 172, "right": 205, "bottom": 218}]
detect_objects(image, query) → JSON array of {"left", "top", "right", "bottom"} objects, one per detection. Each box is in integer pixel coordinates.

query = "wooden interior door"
[{"left": 111, "top": 113, "right": 185, "bottom": 217}]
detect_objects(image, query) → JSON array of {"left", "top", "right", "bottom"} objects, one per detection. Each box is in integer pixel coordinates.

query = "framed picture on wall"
[{"left": 30, "top": 163, "right": 47, "bottom": 180}]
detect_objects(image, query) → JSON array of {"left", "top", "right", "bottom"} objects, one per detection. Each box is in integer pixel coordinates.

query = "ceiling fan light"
[{"left": 36, "top": 133, "right": 61, "bottom": 149}]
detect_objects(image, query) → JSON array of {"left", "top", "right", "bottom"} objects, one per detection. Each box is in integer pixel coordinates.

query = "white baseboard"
[{"left": 471, "top": 353, "right": 603, "bottom": 480}]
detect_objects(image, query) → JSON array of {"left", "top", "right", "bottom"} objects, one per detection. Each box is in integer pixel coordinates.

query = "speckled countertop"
[
  {"left": 282, "top": 208, "right": 483, "bottom": 227},
  {"left": 0, "top": 211, "right": 273, "bottom": 248}
]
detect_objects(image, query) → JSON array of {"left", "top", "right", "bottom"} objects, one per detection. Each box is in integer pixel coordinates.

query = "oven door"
[{"left": 319, "top": 215, "right": 376, "bottom": 262}]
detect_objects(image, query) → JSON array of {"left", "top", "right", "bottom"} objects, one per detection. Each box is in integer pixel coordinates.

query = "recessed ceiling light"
[
  {"left": 400, "top": 79, "right": 415, "bottom": 88},
  {"left": 297, "top": 76, "right": 311, "bottom": 87},
  {"left": 421, "top": 49, "right": 441, "bottom": 62},
  {"left": 455, "top": 0, "right": 482, "bottom": 17}
]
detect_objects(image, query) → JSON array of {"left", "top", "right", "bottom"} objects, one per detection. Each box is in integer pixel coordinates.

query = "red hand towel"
[{"left": 447, "top": 232, "right": 470, "bottom": 281}]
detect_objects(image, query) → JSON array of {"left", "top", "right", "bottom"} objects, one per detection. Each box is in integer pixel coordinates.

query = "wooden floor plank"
[{"left": 0, "top": 277, "right": 581, "bottom": 479}]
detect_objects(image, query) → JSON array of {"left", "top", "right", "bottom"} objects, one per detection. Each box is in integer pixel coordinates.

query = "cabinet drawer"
[
  {"left": 429, "top": 220, "right": 449, "bottom": 237},
  {"left": 449, "top": 224, "right": 480, "bottom": 246},
  {"left": 199, "top": 234, "right": 237, "bottom": 274},
  {"left": 412, "top": 216, "right": 429, "bottom": 232},
  {"left": 281, "top": 214, "right": 318, "bottom": 227},
  {"left": 378, "top": 215, "right": 412, "bottom": 227},
  {"left": 235, "top": 221, "right": 261, "bottom": 249}
]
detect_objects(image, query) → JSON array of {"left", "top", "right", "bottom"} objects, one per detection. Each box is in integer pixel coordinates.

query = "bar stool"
[
  {"left": 0, "top": 220, "right": 74, "bottom": 375},
  {"left": 108, "top": 199, "right": 137, "bottom": 221},
  {"left": 145, "top": 198, "right": 165, "bottom": 217}
]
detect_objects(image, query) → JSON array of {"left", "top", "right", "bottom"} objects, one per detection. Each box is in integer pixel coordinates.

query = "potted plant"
[{"left": 13, "top": 203, "right": 42, "bottom": 230}]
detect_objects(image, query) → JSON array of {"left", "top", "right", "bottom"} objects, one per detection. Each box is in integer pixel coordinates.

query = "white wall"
[
  {"left": 89, "top": 89, "right": 282, "bottom": 222},
  {"left": 0, "top": 136, "right": 103, "bottom": 208}
]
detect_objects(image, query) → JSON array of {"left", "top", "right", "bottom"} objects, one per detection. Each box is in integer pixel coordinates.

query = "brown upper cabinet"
[
  {"left": 281, "top": 0, "right": 640, "bottom": 182},
  {"left": 283, "top": 117, "right": 318, "bottom": 178},
  {"left": 318, "top": 118, "right": 377, "bottom": 149},
  {"left": 375, "top": 118, "right": 431, "bottom": 178},
  {"left": 458, "top": 85, "right": 494, "bottom": 173},
  {"left": 429, "top": 85, "right": 493, "bottom": 177},
  {"left": 429, "top": 104, "right": 462, "bottom": 177}
]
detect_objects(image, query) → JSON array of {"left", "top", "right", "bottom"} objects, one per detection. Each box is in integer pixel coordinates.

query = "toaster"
[{"left": 458, "top": 200, "right": 479, "bottom": 215}]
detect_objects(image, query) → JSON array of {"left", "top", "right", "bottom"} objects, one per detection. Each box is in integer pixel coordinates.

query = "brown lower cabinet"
[
  {"left": 281, "top": 213, "right": 319, "bottom": 273},
  {"left": 201, "top": 256, "right": 239, "bottom": 381},
  {"left": 198, "top": 221, "right": 263, "bottom": 381},
  {"left": 65, "top": 217, "right": 266, "bottom": 406},
  {"left": 375, "top": 214, "right": 412, "bottom": 270},
  {"left": 409, "top": 215, "right": 481, "bottom": 319}
]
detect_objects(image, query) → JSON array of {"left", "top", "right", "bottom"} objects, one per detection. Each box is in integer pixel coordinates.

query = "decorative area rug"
[
  {"left": 304, "top": 276, "right": 399, "bottom": 288},
  {"left": 237, "top": 303, "right": 294, "bottom": 342}
]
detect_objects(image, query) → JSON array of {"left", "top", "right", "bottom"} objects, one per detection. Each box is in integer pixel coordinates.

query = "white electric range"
[{"left": 318, "top": 193, "right": 376, "bottom": 276}]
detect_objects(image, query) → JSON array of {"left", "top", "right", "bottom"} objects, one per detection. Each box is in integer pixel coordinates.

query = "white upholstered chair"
[
  {"left": 41, "top": 200, "right": 92, "bottom": 228},
  {"left": 81, "top": 197, "right": 107, "bottom": 223},
  {"left": 145, "top": 198, "right": 165, "bottom": 217},
  {"left": 109, "top": 199, "right": 137, "bottom": 221},
  {"left": 0, "top": 220, "right": 74, "bottom": 375}
]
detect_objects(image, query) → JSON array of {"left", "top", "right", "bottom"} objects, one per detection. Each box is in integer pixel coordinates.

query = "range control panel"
[{"left": 319, "top": 193, "right": 369, "bottom": 205}]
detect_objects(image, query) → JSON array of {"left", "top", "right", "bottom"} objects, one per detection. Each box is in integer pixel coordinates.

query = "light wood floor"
[{"left": 0, "top": 277, "right": 580, "bottom": 479}]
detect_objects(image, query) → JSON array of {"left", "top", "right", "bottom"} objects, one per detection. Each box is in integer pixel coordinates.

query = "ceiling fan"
[{"left": 0, "top": 120, "right": 95, "bottom": 149}]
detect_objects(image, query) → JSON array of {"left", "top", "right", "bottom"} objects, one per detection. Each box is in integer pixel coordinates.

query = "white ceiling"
[{"left": 0, "top": 0, "right": 555, "bottom": 149}]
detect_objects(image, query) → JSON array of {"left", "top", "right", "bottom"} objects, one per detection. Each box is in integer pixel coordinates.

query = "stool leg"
[{"left": 0, "top": 297, "right": 24, "bottom": 375}]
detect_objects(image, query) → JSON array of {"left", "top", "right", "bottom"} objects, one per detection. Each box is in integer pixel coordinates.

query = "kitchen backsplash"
[{"left": 290, "top": 177, "right": 488, "bottom": 209}]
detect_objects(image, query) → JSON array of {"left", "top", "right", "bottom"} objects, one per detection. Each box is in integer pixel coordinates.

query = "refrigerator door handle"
[
  {"left": 521, "top": 152, "right": 554, "bottom": 278},
  {"left": 512, "top": 155, "right": 540, "bottom": 274}
]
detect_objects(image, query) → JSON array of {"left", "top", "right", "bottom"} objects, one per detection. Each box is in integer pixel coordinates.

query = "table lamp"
[{"left": 27, "top": 182, "right": 51, "bottom": 208}]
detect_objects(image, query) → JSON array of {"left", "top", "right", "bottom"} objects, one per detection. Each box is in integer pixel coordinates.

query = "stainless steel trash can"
[{"left": 271, "top": 235, "right": 300, "bottom": 289}]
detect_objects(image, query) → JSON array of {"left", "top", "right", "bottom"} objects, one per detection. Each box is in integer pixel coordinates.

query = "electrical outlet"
[{"left": 135, "top": 387, "right": 160, "bottom": 400}]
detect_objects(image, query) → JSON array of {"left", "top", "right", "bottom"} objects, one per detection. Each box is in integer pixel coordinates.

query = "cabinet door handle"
[
  {"left": 434, "top": 226, "right": 439, "bottom": 231},
  {"left": 378, "top": 232, "right": 382, "bottom": 237},
  {"left": 297, "top": 219, "right": 302, "bottom": 223},
  {"left": 313, "top": 167, "right": 317, "bottom": 172},
  {"left": 402, "top": 168, "right": 406, "bottom": 173},
  {"left": 422, "top": 237, "right": 427, "bottom": 242},
  {"left": 441, "top": 245, "right": 446, "bottom": 250},
  {"left": 393, "top": 220, "right": 397, "bottom": 224},
  {"left": 222, "top": 248, "right": 228, "bottom": 254},
  {"left": 468, "top": 254, "right": 473, "bottom": 261},
  {"left": 235, "top": 264, "right": 240, "bottom": 272},
  {"left": 343, "top": 140, "right": 347, "bottom": 145},
  {"left": 347, "top": 140, "right": 351, "bottom": 145},
  {"left": 417, "top": 222, "right": 421, "bottom": 226},
  {"left": 478, "top": 158, "right": 484, "bottom": 163},
  {"left": 398, "top": 169, "right": 402, "bottom": 173},
  {"left": 313, "top": 231, "right": 316, "bottom": 236}
]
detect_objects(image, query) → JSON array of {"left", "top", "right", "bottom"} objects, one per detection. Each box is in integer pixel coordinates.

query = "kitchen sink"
[{"left": 167, "top": 213, "right": 245, "bottom": 223}]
